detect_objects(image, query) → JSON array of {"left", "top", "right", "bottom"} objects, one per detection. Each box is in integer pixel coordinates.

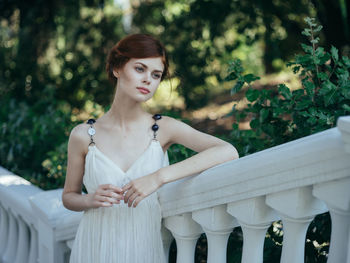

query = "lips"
[{"left": 137, "top": 87, "right": 150, "bottom": 94}]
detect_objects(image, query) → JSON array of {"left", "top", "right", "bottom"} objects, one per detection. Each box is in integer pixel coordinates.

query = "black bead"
[
  {"left": 152, "top": 124, "right": 159, "bottom": 131},
  {"left": 87, "top": 118, "right": 96, "bottom": 124},
  {"left": 152, "top": 114, "right": 162, "bottom": 120}
]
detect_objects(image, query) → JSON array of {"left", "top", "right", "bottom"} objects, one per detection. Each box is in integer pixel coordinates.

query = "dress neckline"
[{"left": 88, "top": 139, "right": 163, "bottom": 175}]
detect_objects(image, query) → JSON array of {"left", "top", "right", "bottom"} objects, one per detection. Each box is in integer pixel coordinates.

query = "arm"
[
  {"left": 122, "top": 115, "right": 239, "bottom": 207},
  {"left": 62, "top": 124, "right": 123, "bottom": 212},
  {"left": 158, "top": 116, "right": 239, "bottom": 184}
]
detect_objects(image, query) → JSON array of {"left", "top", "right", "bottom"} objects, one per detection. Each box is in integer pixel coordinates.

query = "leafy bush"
[
  {"left": 227, "top": 17, "right": 350, "bottom": 156},
  {"left": 0, "top": 86, "right": 75, "bottom": 189},
  {"left": 225, "top": 17, "right": 349, "bottom": 262}
]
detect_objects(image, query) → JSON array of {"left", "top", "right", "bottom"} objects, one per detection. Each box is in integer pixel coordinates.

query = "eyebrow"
[{"left": 135, "top": 62, "right": 163, "bottom": 73}]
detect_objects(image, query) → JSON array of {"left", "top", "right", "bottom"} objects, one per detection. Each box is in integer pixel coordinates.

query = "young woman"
[{"left": 62, "top": 33, "right": 239, "bottom": 263}]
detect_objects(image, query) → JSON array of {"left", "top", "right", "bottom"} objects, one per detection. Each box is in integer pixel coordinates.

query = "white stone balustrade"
[
  {"left": 0, "top": 168, "right": 42, "bottom": 263},
  {"left": 1, "top": 116, "right": 350, "bottom": 262}
]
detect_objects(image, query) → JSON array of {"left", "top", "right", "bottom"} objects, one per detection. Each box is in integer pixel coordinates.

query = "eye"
[
  {"left": 152, "top": 73, "right": 162, "bottom": 79},
  {"left": 135, "top": 66, "right": 144, "bottom": 72}
]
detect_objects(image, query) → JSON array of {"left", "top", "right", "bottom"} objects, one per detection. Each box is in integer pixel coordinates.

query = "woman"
[{"left": 62, "top": 33, "right": 239, "bottom": 263}]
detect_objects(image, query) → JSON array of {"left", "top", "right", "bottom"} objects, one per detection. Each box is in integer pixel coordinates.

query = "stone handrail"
[{"left": 1, "top": 116, "right": 350, "bottom": 263}]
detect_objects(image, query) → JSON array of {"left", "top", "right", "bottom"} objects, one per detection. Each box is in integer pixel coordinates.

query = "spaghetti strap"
[
  {"left": 86, "top": 118, "right": 96, "bottom": 146},
  {"left": 151, "top": 113, "right": 162, "bottom": 140},
  {"left": 70, "top": 114, "right": 168, "bottom": 263},
  {"left": 86, "top": 114, "right": 160, "bottom": 145}
]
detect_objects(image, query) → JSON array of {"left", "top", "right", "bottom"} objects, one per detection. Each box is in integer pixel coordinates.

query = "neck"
[{"left": 104, "top": 86, "right": 147, "bottom": 129}]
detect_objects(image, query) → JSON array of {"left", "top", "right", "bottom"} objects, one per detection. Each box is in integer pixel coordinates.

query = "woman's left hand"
[{"left": 121, "top": 171, "right": 163, "bottom": 208}]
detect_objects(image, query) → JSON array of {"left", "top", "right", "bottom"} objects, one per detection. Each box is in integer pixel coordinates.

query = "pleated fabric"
[{"left": 69, "top": 139, "right": 169, "bottom": 263}]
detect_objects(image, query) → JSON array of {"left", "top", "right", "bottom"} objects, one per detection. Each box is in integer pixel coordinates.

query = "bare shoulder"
[
  {"left": 68, "top": 122, "right": 91, "bottom": 156},
  {"left": 160, "top": 115, "right": 196, "bottom": 138},
  {"left": 160, "top": 114, "right": 234, "bottom": 153}
]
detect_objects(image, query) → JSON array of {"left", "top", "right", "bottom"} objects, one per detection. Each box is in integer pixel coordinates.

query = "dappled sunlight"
[
  {"left": 145, "top": 77, "right": 185, "bottom": 110},
  {"left": 0, "top": 175, "right": 31, "bottom": 186}
]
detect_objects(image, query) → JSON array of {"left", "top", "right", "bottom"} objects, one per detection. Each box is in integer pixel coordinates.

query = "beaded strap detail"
[
  {"left": 86, "top": 118, "right": 96, "bottom": 146},
  {"left": 86, "top": 114, "right": 161, "bottom": 145},
  {"left": 152, "top": 113, "right": 162, "bottom": 140}
]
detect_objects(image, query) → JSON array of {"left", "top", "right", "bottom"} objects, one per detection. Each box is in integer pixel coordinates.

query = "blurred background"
[{"left": 0, "top": 0, "right": 349, "bottom": 262}]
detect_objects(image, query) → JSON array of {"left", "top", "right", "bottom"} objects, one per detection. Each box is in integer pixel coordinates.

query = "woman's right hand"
[{"left": 86, "top": 184, "right": 124, "bottom": 208}]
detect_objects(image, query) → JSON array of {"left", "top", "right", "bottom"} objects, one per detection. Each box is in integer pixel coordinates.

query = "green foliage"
[
  {"left": 132, "top": 0, "right": 317, "bottom": 109},
  {"left": 226, "top": 17, "right": 349, "bottom": 261},
  {"left": 0, "top": 88, "right": 75, "bottom": 190},
  {"left": 228, "top": 17, "right": 350, "bottom": 156}
]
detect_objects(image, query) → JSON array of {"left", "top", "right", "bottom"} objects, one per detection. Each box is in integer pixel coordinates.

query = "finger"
[
  {"left": 100, "top": 201, "right": 113, "bottom": 207},
  {"left": 128, "top": 192, "right": 140, "bottom": 207},
  {"left": 124, "top": 188, "right": 136, "bottom": 204},
  {"left": 97, "top": 195, "right": 116, "bottom": 204},
  {"left": 104, "top": 190, "right": 124, "bottom": 200},
  {"left": 122, "top": 183, "right": 132, "bottom": 193},
  {"left": 133, "top": 196, "right": 143, "bottom": 208},
  {"left": 100, "top": 184, "right": 123, "bottom": 193},
  {"left": 108, "top": 184, "right": 123, "bottom": 193}
]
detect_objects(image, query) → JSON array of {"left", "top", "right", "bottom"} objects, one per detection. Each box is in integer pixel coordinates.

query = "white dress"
[{"left": 69, "top": 116, "right": 169, "bottom": 263}]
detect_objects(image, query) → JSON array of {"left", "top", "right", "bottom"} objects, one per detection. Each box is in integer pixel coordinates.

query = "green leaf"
[
  {"left": 320, "top": 81, "right": 338, "bottom": 106},
  {"left": 259, "top": 108, "right": 269, "bottom": 122},
  {"left": 246, "top": 88, "right": 260, "bottom": 102},
  {"left": 307, "top": 116, "right": 317, "bottom": 125},
  {"left": 227, "top": 59, "right": 244, "bottom": 74},
  {"left": 231, "top": 80, "right": 244, "bottom": 95},
  {"left": 243, "top": 73, "right": 260, "bottom": 84},
  {"left": 302, "top": 28, "right": 311, "bottom": 37},
  {"left": 310, "top": 37, "right": 320, "bottom": 44},
  {"left": 330, "top": 46, "right": 339, "bottom": 62},
  {"left": 315, "top": 47, "right": 325, "bottom": 58},
  {"left": 342, "top": 104, "right": 350, "bottom": 112},
  {"left": 317, "top": 72, "right": 329, "bottom": 81},
  {"left": 303, "top": 80, "right": 315, "bottom": 96},
  {"left": 301, "top": 43, "right": 313, "bottom": 54},
  {"left": 295, "top": 98, "right": 312, "bottom": 110},
  {"left": 250, "top": 119, "right": 260, "bottom": 129},
  {"left": 224, "top": 72, "right": 238, "bottom": 81},
  {"left": 314, "top": 25, "right": 323, "bottom": 33},
  {"left": 319, "top": 81, "right": 336, "bottom": 95},
  {"left": 292, "top": 89, "right": 305, "bottom": 100},
  {"left": 342, "top": 56, "right": 350, "bottom": 67},
  {"left": 278, "top": 84, "right": 292, "bottom": 99}
]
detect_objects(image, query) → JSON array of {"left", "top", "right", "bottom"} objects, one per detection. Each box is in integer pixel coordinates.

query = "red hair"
[{"left": 105, "top": 34, "right": 169, "bottom": 86}]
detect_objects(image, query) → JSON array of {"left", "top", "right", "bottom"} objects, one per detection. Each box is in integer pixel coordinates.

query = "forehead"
[{"left": 128, "top": 57, "right": 164, "bottom": 71}]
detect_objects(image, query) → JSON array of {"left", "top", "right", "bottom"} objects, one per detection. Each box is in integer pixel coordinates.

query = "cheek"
[{"left": 121, "top": 69, "right": 138, "bottom": 83}]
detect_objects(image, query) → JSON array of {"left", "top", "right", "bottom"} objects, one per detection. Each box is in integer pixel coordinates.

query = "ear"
[{"left": 112, "top": 68, "right": 119, "bottom": 78}]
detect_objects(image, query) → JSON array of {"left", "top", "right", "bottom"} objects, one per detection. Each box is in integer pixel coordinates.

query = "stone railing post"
[
  {"left": 164, "top": 213, "right": 203, "bottom": 263},
  {"left": 266, "top": 186, "right": 327, "bottom": 263},
  {"left": 29, "top": 189, "right": 82, "bottom": 263},
  {"left": 0, "top": 204, "right": 9, "bottom": 256},
  {"left": 192, "top": 204, "right": 237, "bottom": 263},
  {"left": 313, "top": 177, "right": 350, "bottom": 263},
  {"left": 227, "top": 197, "right": 279, "bottom": 263},
  {"left": 2, "top": 209, "right": 18, "bottom": 263},
  {"left": 161, "top": 224, "right": 174, "bottom": 262}
]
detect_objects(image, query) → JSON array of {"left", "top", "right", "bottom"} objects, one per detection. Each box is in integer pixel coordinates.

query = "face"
[{"left": 113, "top": 57, "right": 164, "bottom": 101}]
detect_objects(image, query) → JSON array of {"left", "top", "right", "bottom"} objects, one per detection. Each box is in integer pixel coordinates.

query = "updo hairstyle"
[{"left": 105, "top": 34, "right": 169, "bottom": 86}]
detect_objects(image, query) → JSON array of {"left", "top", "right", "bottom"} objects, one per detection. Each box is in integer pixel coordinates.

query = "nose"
[{"left": 142, "top": 72, "right": 151, "bottom": 85}]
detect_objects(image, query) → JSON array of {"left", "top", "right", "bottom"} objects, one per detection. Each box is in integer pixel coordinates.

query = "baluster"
[
  {"left": 0, "top": 205, "right": 9, "bottom": 255},
  {"left": 161, "top": 224, "right": 174, "bottom": 262},
  {"left": 313, "top": 177, "right": 350, "bottom": 263},
  {"left": 2, "top": 210, "right": 18, "bottom": 263},
  {"left": 266, "top": 186, "right": 327, "bottom": 263},
  {"left": 164, "top": 212, "right": 203, "bottom": 263},
  {"left": 28, "top": 224, "right": 38, "bottom": 263},
  {"left": 192, "top": 204, "right": 237, "bottom": 263},
  {"left": 227, "top": 197, "right": 279, "bottom": 263},
  {"left": 13, "top": 216, "right": 30, "bottom": 263}
]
